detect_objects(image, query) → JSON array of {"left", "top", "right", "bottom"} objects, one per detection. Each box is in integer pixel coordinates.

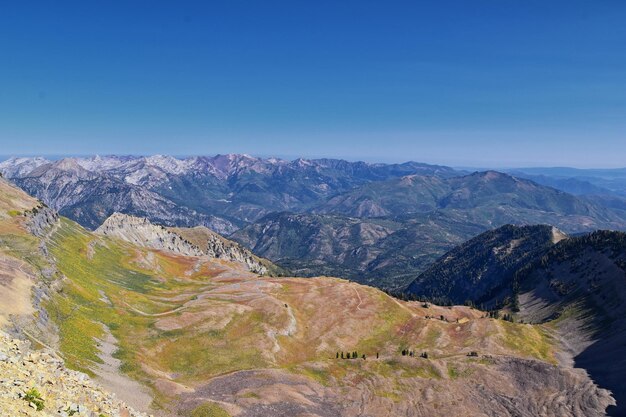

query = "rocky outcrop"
[
  {"left": 170, "top": 226, "right": 269, "bottom": 275},
  {"left": 25, "top": 205, "right": 59, "bottom": 238},
  {"left": 96, "top": 213, "right": 203, "bottom": 257},
  {"left": 0, "top": 331, "right": 149, "bottom": 417},
  {"left": 97, "top": 214, "right": 270, "bottom": 274}
]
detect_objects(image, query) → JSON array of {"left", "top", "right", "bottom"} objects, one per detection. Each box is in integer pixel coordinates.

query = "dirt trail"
[
  {"left": 122, "top": 300, "right": 187, "bottom": 317},
  {"left": 94, "top": 325, "right": 155, "bottom": 414},
  {"left": 352, "top": 286, "right": 363, "bottom": 311}
]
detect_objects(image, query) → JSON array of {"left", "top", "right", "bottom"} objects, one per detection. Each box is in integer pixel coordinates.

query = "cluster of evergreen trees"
[
  {"left": 402, "top": 349, "right": 428, "bottom": 359},
  {"left": 336, "top": 351, "right": 368, "bottom": 360},
  {"left": 486, "top": 310, "right": 514, "bottom": 322},
  {"left": 334, "top": 349, "right": 431, "bottom": 360}
]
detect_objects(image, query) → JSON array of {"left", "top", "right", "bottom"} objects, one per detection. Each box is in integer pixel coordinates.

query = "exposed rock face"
[
  {"left": 169, "top": 226, "right": 269, "bottom": 275},
  {"left": 0, "top": 331, "right": 149, "bottom": 417},
  {"left": 97, "top": 213, "right": 271, "bottom": 274},
  {"left": 25, "top": 206, "right": 59, "bottom": 238},
  {"left": 96, "top": 213, "right": 204, "bottom": 257}
]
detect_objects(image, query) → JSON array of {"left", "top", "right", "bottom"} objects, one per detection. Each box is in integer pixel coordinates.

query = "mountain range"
[
  {"left": 2, "top": 155, "right": 626, "bottom": 290},
  {"left": 0, "top": 176, "right": 618, "bottom": 416}
]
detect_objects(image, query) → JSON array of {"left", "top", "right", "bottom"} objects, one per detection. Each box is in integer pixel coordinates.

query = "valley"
[{"left": 3, "top": 156, "right": 626, "bottom": 291}]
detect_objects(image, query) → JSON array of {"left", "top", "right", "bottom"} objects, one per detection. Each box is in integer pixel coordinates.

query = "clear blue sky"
[{"left": 1, "top": 1, "right": 625, "bottom": 167}]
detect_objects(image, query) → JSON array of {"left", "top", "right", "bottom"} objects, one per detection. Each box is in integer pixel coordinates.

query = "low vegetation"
[{"left": 22, "top": 388, "right": 45, "bottom": 411}]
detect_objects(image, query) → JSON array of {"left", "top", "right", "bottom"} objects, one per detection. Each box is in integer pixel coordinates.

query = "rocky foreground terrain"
[{"left": 0, "top": 331, "right": 148, "bottom": 417}]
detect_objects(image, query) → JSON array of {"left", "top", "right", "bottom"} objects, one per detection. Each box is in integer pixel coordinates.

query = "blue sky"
[{"left": 1, "top": 1, "right": 625, "bottom": 167}]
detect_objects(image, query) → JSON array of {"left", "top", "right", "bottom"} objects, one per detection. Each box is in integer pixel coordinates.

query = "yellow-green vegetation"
[
  {"left": 499, "top": 320, "right": 555, "bottom": 363},
  {"left": 23, "top": 388, "right": 45, "bottom": 411},
  {"left": 190, "top": 402, "right": 231, "bottom": 417},
  {"left": 416, "top": 326, "right": 442, "bottom": 349},
  {"left": 446, "top": 362, "right": 474, "bottom": 379},
  {"left": 45, "top": 218, "right": 270, "bottom": 386},
  {"left": 0, "top": 225, "right": 50, "bottom": 275},
  {"left": 14, "top": 213, "right": 562, "bottom": 409},
  {"left": 45, "top": 219, "right": 157, "bottom": 374}
]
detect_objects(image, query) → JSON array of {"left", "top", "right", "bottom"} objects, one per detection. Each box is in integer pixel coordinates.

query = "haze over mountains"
[{"left": 2, "top": 154, "right": 626, "bottom": 290}]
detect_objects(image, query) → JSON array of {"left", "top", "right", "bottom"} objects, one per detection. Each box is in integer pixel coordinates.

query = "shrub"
[
  {"left": 190, "top": 402, "right": 231, "bottom": 417},
  {"left": 23, "top": 388, "right": 45, "bottom": 411}
]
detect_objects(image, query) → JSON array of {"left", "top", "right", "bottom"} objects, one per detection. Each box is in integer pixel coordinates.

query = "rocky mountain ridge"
[
  {"left": 0, "top": 155, "right": 457, "bottom": 230},
  {"left": 96, "top": 213, "right": 204, "bottom": 257},
  {"left": 406, "top": 224, "right": 567, "bottom": 305},
  {"left": 96, "top": 213, "right": 273, "bottom": 274}
]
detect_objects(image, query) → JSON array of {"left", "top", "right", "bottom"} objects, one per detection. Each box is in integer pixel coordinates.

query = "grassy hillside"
[
  {"left": 40, "top": 217, "right": 574, "bottom": 415},
  {"left": 0, "top": 178, "right": 615, "bottom": 416}
]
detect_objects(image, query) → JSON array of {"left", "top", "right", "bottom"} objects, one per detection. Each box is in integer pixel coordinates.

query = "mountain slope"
[
  {"left": 406, "top": 227, "right": 626, "bottom": 415},
  {"left": 0, "top": 178, "right": 615, "bottom": 417},
  {"left": 168, "top": 225, "right": 282, "bottom": 275},
  {"left": 513, "top": 231, "right": 626, "bottom": 417},
  {"left": 407, "top": 225, "right": 566, "bottom": 305},
  {"left": 317, "top": 171, "right": 626, "bottom": 231},
  {"left": 235, "top": 170, "right": 626, "bottom": 289}
]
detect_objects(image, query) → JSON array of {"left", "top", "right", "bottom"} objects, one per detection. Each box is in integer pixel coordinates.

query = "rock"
[
  {"left": 0, "top": 332, "right": 149, "bottom": 417},
  {"left": 96, "top": 213, "right": 204, "bottom": 257}
]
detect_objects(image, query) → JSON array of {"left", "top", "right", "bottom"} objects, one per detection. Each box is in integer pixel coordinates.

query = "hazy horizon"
[{"left": 0, "top": 152, "right": 624, "bottom": 171}]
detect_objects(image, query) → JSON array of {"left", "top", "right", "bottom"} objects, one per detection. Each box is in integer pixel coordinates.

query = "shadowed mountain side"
[
  {"left": 407, "top": 225, "right": 566, "bottom": 305},
  {"left": 405, "top": 225, "right": 626, "bottom": 416},
  {"left": 514, "top": 231, "right": 626, "bottom": 417}
]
